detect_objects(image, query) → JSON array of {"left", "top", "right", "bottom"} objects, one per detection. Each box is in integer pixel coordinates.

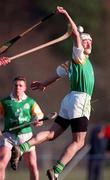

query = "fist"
[
  {"left": 33, "top": 119, "right": 44, "bottom": 127},
  {"left": 0, "top": 57, "right": 10, "bottom": 66}
]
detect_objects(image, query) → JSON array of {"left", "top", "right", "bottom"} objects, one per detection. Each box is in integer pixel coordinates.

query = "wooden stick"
[
  {"left": 8, "top": 112, "right": 57, "bottom": 131},
  {"left": 0, "top": 12, "right": 55, "bottom": 55},
  {"left": 9, "top": 24, "right": 72, "bottom": 61}
]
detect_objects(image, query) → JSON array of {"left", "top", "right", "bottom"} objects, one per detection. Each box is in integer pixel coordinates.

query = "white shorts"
[
  {"left": 0, "top": 132, "right": 35, "bottom": 151},
  {"left": 59, "top": 91, "right": 91, "bottom": 120}
]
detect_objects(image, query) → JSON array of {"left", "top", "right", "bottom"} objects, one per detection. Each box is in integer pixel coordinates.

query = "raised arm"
[{"left": 56, "top": 6, "right": 82, "bottom": 48}]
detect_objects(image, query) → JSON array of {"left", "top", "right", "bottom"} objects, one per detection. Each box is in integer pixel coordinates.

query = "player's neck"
[{"left": 12, "top": 92, "right": 24, "bottom": 101}]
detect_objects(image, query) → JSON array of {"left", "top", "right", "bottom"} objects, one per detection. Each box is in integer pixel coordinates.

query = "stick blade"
[
  {"left": 46, "top": 112, "right": 57, "bottom": 120},
  {"left": 0, "top": 36, "right": 20, "bottom": 55}
]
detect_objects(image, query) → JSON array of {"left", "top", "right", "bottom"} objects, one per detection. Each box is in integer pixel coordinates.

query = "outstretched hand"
[
  {"left": 56, "top": 6, "right": 68, "bottom": 15},
  {"left": 31, "top": 81, "right": 46, "bottom": 91},
  {"left": 0, "top": 57, "right": 10, "bottom": 66}
]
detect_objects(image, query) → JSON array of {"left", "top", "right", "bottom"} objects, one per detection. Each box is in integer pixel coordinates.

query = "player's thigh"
[
  {"left": 49, "top": 116, "right": 69, "bottom": 139},
  {"left": 18, "top": 132, "right": 33, "bottom": 144},
  {"left": 71, "top": 116, "right": 88, "bottom": 133},
  {"left": 0, "top": 146, "right": 11, "bottom": 166},
  {"left": 71, "top": 117, "right": 88, "bottom": 142},
  {"left": 49, "top": 123, "right": 64, "bottom": 139}
]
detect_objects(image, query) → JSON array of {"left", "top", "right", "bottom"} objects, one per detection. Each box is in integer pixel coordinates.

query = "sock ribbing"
[
  {"left": 20, "top": 141, "right": 31, "bottom": 153},
  {"left": 53, "top": 160, "right": 65, "bottom": 174}
]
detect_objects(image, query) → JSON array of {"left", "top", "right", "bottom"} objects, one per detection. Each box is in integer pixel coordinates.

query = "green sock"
[
  {"left": 53, "top": 160, "right": 65, "bottom": 175},
  {"left": 19, "top": 142, "right": 31, "bottom": 153}
]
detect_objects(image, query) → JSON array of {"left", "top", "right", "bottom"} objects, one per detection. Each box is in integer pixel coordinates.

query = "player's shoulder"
[
  {"left": 0, "top": 96, "right": 11, "bottom": 102},
  {"left": 26, "top": 96, "right": 36, "bottom": 104}
]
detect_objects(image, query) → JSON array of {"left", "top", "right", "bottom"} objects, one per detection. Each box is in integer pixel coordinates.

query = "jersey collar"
[{"left": 10, "top": 93, "right": 27, "bottom": 102}]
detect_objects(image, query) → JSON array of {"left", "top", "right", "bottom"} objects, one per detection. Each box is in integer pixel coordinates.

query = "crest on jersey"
[{"left": 24, "top": 103, "right": 30, "bottom": 109}]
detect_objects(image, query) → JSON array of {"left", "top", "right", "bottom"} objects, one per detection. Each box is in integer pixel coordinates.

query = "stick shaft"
[
  {"left": 9, "top": 25, "right": 72, "bottom": 61},
  {"left": 20, "top": 12, "right": 55, "bottom": 37},
  {"left": 0, "top": 12, "right": 54, "bottom": 54},
  {"left": 9, "top": 117, "right": 47, "bottom": 131},
  {"left": 8, "top": 112, "right": 57, "bottom": 131}
]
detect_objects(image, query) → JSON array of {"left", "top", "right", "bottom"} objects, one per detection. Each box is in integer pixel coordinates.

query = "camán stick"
[
  {"left": 9, "top": 24, "right": 72, "bottom": 61},
  {"left": 8, "top": 112, "right": 57, "bottom": 131},
  {"left": 0, "top": 12, "right": 54, "bottom": 55}
]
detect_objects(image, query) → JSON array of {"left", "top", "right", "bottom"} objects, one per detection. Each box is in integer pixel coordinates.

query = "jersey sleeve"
[
  {"left": 56, "top": 61, "right": 69, "bottom": 77},
  {"left": 72, "top": 46, "right": 86, "bottom": 64},
  {"left": 31, "top": 102, "right": 44, "bottom": 120}
]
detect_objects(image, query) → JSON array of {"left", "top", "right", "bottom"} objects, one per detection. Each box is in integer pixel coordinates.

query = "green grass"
[{"left": 6, "top": 167, "right": 110, "bottom": 180}]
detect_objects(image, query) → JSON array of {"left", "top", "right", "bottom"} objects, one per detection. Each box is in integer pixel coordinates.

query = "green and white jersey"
[
  {"left": 0, "top": 94, "right": 42, "bottom": 135},
  {"left": 68, "top": 57, "right": 94, "bottom": 96},
  {"left": 69, "top": 46, "right": 95, "bottom": 96},
  {"left": 56, "top": 46, "right": 94, "bottom": 97}
]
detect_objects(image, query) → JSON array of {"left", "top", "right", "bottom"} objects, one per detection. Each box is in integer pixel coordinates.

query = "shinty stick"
[
  {"left": 9, "top": 24, "right": 72, "bottom": 61},
  {"left": 0, "top": 12, "right": 55, "bottom": 55},
  {"left": 8, "top": 112, "right": 57, "bottom": 132}
]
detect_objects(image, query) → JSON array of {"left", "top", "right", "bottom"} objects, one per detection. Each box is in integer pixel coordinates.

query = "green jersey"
[
  {"left": 68, "top": 57, "right": 94, "bottom": 96},
  {"left": 0, "top": 95, "right": 37, "bottom": 135}
]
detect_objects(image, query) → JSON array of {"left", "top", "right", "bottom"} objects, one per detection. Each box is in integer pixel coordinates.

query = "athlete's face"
[
  {"left": 82, "top": 39, "right": 92, "bottom": 55},
  {"left": 12, "top": 80, "right": 26, "bottom": 99}
]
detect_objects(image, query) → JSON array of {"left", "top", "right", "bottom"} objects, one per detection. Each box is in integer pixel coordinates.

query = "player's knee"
[
  {"left": 76, "top": 139, "right": 85, "bottom": 150},
  {"left": 47, "top": 131, "right": 56, "bottom": 141}
]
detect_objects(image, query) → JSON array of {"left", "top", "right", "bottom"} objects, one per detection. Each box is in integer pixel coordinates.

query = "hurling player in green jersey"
[
  {"left": 0, "top": 76, "right": 44, "bottom": 180},
  {"left": 11, "top": 6, "right": 94, "bottom": 180}
]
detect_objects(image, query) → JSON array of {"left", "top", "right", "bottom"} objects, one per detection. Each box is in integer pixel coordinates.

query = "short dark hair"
[{"left": 13, "top": 76, "right": 26, "bottom": 83}]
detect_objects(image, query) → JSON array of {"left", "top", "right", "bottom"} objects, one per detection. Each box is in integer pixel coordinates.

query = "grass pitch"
[{"left": 6, "top": 167, "right": 110, "bottom": 180}]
